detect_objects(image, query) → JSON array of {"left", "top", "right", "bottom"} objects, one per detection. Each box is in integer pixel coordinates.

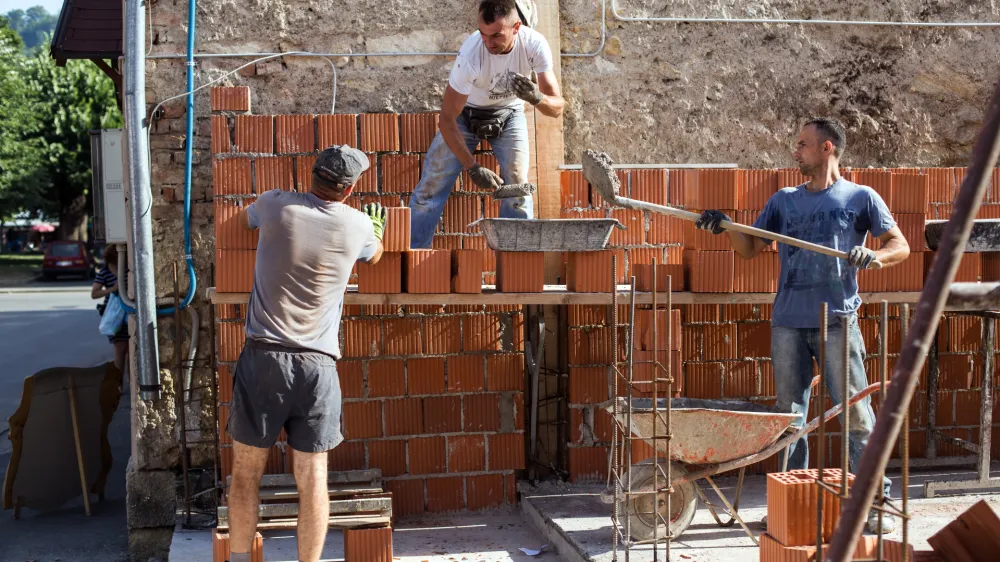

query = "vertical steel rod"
[
  {"left": 900, "top": 304, "right": 911, "bottom": 562},
  {"left": 627, "top": 277, "right": 638, "bottom": 558},
  {"left": 208, "top": 264, "right": 221, "bottom": 501},
  {"left": 877, "top": 300, "right": 888, "bottom": 562},
  {"left": 652, "top": 260, "right": 660, "bottom": 560},
  {"left": 174, "top": 262, "right": 190, "bottom": 525},
  {"left": 665, "top": 267, "right": 673, "bottom": 557},
  {"left": 842, "top": 314, "right": 850, "bottom": 498},
  {"left": 817, "top": 302, "right": 828, "bottom": 560},
  {"left": 828, "top": 75, "right": 1000, "bottom": 559},
  {"left": 611, "top": 255, "right": 620, "bottom": 561},
  {"left": 979, "top": 316, "right": 994, "bottom": 483}
]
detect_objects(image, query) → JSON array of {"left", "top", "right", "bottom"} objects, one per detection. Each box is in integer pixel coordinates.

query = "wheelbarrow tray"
[{"left": 608, "top": 397, "right": 799, "bottom": 465}]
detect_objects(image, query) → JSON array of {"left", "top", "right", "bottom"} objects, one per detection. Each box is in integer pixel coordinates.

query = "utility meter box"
[{"left": 89, "top": 129, "right": 128, "bottom": 244}]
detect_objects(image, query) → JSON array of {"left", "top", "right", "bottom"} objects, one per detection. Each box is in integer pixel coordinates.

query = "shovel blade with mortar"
[
  {"left": 492, "top": 182, "right": 537, "bottom": 199},
  {"left": 580, "top": 149, "right": 883, "bottom": 269}
]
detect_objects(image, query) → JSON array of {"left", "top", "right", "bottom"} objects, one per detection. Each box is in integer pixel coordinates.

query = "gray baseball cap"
[{"left": 313, "top": 145, "right": 370, "bottom": 188}]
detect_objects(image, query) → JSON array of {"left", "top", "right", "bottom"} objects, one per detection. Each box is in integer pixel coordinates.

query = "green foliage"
[
  {"left": 6, "top": 6, "right": 57, "bottom": 52},
  {"left": 0, "top": 15, "right": 121, "bottom": 230}
]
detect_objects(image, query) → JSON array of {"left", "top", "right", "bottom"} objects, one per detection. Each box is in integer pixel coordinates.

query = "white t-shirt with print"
[{"left": 448, "top": 27, "right": 553, "bottom": 109}]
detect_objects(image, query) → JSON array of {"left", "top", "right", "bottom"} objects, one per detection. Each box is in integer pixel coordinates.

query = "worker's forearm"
[
  {"left": 874, "top": 238, "right": 910, "bottom": 267},
  {"left": 534, "top": 95, "right": 565, "bottom": 118},
  {"left": 727, "top": 231, "right": 761, "bottom": 259},
  {"left": 440, "top": 117, "right": 476, "bottom": 169}
]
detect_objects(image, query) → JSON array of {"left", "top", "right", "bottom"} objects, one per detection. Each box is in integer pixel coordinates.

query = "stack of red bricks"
[
  {"left": 560, "top": 165, "right": 1000, "bottom": 483},
  {"left": 760, "top": 469, "right": 913, "bottom": 561}
]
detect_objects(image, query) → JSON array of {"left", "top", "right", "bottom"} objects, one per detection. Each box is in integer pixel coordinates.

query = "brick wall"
[
  {"left": 560, "top": 166, "right": 1000, "bottom": 483},
  {"left": 211, "top": 87, "right": 524, "bottom": 516}
]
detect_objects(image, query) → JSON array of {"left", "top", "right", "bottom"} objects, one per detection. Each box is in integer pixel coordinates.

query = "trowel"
[{"left": 492, "top": 182, "right": 537, "bottom": 199}]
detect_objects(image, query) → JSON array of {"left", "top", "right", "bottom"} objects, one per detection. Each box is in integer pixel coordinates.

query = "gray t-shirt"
[
  {"left": 244, "top": 190, "right": 378, "bottom": 358},
  {"left": 752, "top": 179, "right": 896, "bottom": 329}
]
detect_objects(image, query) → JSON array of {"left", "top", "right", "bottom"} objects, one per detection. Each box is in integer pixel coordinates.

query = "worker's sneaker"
[{"left": 866, "top": 511, "right": 897, "bottom": 534}]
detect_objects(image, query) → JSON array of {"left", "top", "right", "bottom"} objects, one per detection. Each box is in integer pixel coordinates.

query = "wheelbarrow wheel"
[{"left": 620, "top": 460, "right": 698, "bottom": 542}]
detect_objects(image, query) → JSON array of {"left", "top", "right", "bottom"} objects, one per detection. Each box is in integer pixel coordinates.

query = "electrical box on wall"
[{"left": 89, "top": 129, "right": 128, "bottom": 244}]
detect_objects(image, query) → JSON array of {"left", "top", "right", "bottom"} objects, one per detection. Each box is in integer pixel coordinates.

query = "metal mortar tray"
[{"left": 469, "top": 218, "right": 624, "bottom": 252}]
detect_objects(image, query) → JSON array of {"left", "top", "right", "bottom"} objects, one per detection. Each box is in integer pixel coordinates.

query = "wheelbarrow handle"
[{"left": 676, "top": 379, "right": 888, "bottom": 485}]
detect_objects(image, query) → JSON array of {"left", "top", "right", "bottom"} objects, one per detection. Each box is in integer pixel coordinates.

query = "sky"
[{"left": 0, "top": 0, "right": 64, "bottom": 16}]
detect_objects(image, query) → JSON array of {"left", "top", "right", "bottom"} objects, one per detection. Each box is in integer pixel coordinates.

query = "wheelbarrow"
[{"left": 603, "top": 379, "right": 886, "bottom": 544}]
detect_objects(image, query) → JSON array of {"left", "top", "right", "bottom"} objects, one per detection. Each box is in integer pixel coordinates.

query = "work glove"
[
  {"left": 468, "top": 164, "right": 503, "bottom": 191},
  {"left": 510, "top": 72, "right": 544, "bottom": 105},
  {"left": 695, "top": 210, "right": 731, "bottom": 235},
  {"left": 848, "top": 246, "right": 877, "bottom": 269},
  {"left": 362, "top": 202, "right": 387, "bottom": 242}
]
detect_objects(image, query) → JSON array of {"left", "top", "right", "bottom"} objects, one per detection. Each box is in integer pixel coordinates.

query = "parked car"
[{"left": 42, "top": 240, "right": 96, "bottom": 280}]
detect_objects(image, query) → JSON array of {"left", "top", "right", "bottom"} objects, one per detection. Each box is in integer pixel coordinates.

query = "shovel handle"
[{"left": 614, "top": 197, "right": 884, "bottom": 270}]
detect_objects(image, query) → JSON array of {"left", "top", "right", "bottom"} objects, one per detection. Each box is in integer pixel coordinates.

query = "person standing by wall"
[{"left": 91, "top": 244, "right": 128, "bottom": 374}]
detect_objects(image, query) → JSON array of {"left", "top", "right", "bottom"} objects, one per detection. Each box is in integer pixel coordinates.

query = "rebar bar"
[
  {"left": 817, "top": 302, "right": 828, "bottom": 560},
  {"left": 174, "top": 263, "right": 191, "bottom": 526},
  {"left": 901, "top": 304, "right": 911, "bottom": 562}
]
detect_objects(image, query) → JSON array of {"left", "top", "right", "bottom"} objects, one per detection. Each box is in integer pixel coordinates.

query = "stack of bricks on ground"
[
  {"left": 759, "top": 468, "right": 914, "bottom": 561},
  {"left": 207, "top": 85, "right": 1000, "bottom": 496}
]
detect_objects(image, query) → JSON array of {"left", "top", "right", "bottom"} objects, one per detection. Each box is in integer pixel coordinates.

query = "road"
[{"left": 0, "top": 285, "right": 130, "bottom": 562}]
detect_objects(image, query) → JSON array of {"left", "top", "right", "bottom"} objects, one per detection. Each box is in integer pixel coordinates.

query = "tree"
[{"left": 5, "top": 6, "right": 57, "bottom": 52}]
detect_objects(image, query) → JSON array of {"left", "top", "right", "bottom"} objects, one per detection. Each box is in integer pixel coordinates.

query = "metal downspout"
[{"left": 124, "top": 0, "right": 161, "bottom": 400}]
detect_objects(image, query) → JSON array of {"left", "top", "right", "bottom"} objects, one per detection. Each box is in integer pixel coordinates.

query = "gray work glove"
[
  {"left": 468, "top": 164, "right": 503, "bottom": 191},
  {"left": 695, "top": 210, "right": 731, "bottom": 235},
  {"left": 362, "top": 202, "right": 387, "bottom": 241},
  {"left": 848, "top": 246, "right": 877, "bottom": 269},
  {"left": 510, "top": 72, "right": 544, "bottom": 105}
]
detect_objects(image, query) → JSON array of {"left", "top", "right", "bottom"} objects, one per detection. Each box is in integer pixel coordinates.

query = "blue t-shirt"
[{"left": 752, "top": 179, "right": 896, "bottom": 328}]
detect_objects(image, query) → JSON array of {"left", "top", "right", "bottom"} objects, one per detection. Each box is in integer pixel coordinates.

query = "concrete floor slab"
[
  {"left": 169, "top": 510, "right": 557, "bottom": 562},
  {"left": 521, "top": 468, "right": 1000, "bottom": 562}
]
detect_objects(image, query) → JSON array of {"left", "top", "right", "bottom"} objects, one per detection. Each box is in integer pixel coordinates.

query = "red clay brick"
[
  {"left": 443, "top": 194, "right": 481, "bottom": 234},
  {"left": 777, "top": 168, "right": 808, "bottom": 189},
  {"left": 466, "top": 474, "right": 505, "bottom": 511},
  {"left": 568, "top": 447, "right": 607, "bottom": 483},
  {"left": 404, "top": 249, "right": 451, "bottom": 293},
  {"left": 447, "top": 354, "right": 485, "bottom": 392},
  {"left": 424, "top": 316, "right": 461, "bottom": 354},
  {"left": 343, "top": 526, "right": 393, "bottom": 562},
  {"left": 684, "top": 250, "right": 735, "bottom": 292},
  {"left": 274, "top": 114, "right": 315, "bottom": 154},
  {"left": 894, "top": 213, "right": 926, "bottom": 252},
  {"left": 343, "top": 401, "right": 382, "bottom": 439},
  {"left": 342, "top": 319, "right": 381, "bottom": 358},
  {"left": 671, "top": 169, "right": 698, "bottom": 207},
  {"left": 399, "top": 113, "right": 439, "bottom": 152},
  {"left": 567, "top": 327, "right": 615, "bottom": 365},
  {"left": 382, "top": 154, "right": 422, "bottom": 193},
  {"left": 488, "top": 433, "right": 525, "bottom": 470},
  {"left": 685, "top": 362, "right": 724, "bottom": 398},
  {"left": 423, "top": 395, "right": 462, "bottom": 433},
  {"left": 758, "top": 532, "right": 885, "bottom": 562},
  {"left": 448, "top": 435, "right": 486, "bottom": 473},
  {"left": 561, "top": 169, "right": 590, "bottom": 208},
  {"left": 647, "top": 214, "right": 683, "bottom": 245},
  {"left": 567, "top": 305, "right": 608, "bottom": 327},
  {"left": 681, "top": 216, "right": 735, "bottom": 251},
  {"left": 213, "top": 157, "right": 253, "bottom": 196},
  {"left": 327, "top": 441, "right": 365, "bottom": 471},
  {"left": 451, "top": 249, "right": 483, "bottom": 293},
  {"left": 633, "top": 309, "right": 681, "bottom": 352},
  {"left": 486, "top": 354, "right": 523, "bottom": 391},
  {"left": 233, "top": 115, "right": 274, "bottom": 154},
  {"left": 740, "top": 169, "right": 778, "bottom": 211},
  {"left": 566, "top": 251, "right": 615, "bottom": 292},
  {"left": 368, "top": 359, "right": 406, "bottom": 398},
  {"left": 360, "top": 113, "right": 400, "bottom": 152},
  {"left": 407, "top": 357, "right": 445, "bottom": 395},
  {"left": 216, "top": 321, "right": 245, "bottom": 362},
  {"left": 766, "top": 468, "right": 856, "bottom": 546},
  {"left": 462, "top": 314, "right": 501, "bottom": 352},
  {"left": 211, "top": 115, "right": 231, "bottom": 154},
  {"left": 609, "top": 209, "right": 644, "bottom": 246},
  {"left": 356, "top": 252, "right": 402, "bottom": 294},
  {"left": 380, "top": 206, "right": 411, "bottom": 252},
  {"left": 630, "top": 169, "right": 668, "bottom": 206},
  {"left": 210, "top": 86, "right": 250, "bottom": 112},
  {"left": 463, "top": 394, "right": 500, "bottom": 432},
  {"left": 852, "top": 169, "right": 893, "bottom": 208},
  {"left": 385, "top": 479, "right": 424, "bottom": 517},
  {"left": 984, "top": 253, "right": 1000, "bottom": 281},
  {"left": 252, "top": 155, "right": 293, "bottom": 192},
  {"left": 316, "top": 114, "right": 358, "bottom": 148},
  {"left": 633, "top": 263, "right": 684, "bottom": 292},
  {"left": 338, "top": 360, "right": 364, "bottom": 399},
  {"left": 569, "top": 367, "right": 609, "bottom": 404},
  {"left": 368, "top": 439, "right": 406, "bottom": 477},
  {"left": 892, "top": 173, "right": 929, "bottom": 214},
  {"left": 409, "top": 436, "right": 446, "bottom": 475},
  {"left": 215, "top": 198, "right": 258, "bottom": 250},
  {"left": 215, "top": 249, "right": 255, "bottom": 293},
  {"left": 384, "top": 398, "right": 423, "bottom": 437},
  {"left": 733, "top": 252, "right": 779, "bottom": 293},
  {"left": 426, "top": 476, "right": 464, "bottom": 512},
  {"left": 697, "top": 169, "right": 741, "bottom": 209},
  {"left": 496, "top": 252, "right": 544, "bottom": 292},
  {"left": 383, "top": 317, "right": 423, "bottom": 356},
  {"left": 737, "top": 322, "right": 771, "bottom": 358}
]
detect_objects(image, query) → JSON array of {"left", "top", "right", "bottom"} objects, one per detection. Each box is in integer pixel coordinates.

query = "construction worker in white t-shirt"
[{"left": 407, "top": 0, "right": 565, "bottom": 248}]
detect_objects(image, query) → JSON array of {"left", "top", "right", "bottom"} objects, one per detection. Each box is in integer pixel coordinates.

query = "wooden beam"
[{"left": 209, "top": 287, "right": 925, "bottom": 306}]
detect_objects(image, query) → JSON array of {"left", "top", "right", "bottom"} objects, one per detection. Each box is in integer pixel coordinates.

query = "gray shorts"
[{"left": 228, "top": 339, "right": 344, "bottom": 453}]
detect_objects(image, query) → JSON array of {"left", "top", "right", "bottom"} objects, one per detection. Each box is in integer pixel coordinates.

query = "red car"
[{"left": 42, "top": 240, "right": 97, "bottom": 280}]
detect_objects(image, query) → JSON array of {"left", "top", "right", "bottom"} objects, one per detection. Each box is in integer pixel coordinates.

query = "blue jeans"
[
  {"left": 772, "top": 314, "right": 892, "bottom": 498},
  {"left": 408, "top": 108, "right": 533, "bottom": 248}
]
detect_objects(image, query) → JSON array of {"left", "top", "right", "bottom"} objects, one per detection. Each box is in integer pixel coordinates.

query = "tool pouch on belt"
[{"left": 465, "top": 107, "right": 514, "bottom": 140}]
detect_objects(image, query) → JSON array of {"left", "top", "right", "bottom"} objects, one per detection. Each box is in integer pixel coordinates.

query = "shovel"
[{"left": 581, "top": 149, "right": 883, "bottom": 269}]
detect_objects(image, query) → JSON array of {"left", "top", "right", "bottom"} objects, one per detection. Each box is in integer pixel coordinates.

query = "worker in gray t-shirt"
[{"left": 225, "top": 145, "right": 387, "bottom": 562}]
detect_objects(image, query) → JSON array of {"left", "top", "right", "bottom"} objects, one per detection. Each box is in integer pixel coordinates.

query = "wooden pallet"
[{"left": 218, "top": 469, "right": 391, "bottom": 531}]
